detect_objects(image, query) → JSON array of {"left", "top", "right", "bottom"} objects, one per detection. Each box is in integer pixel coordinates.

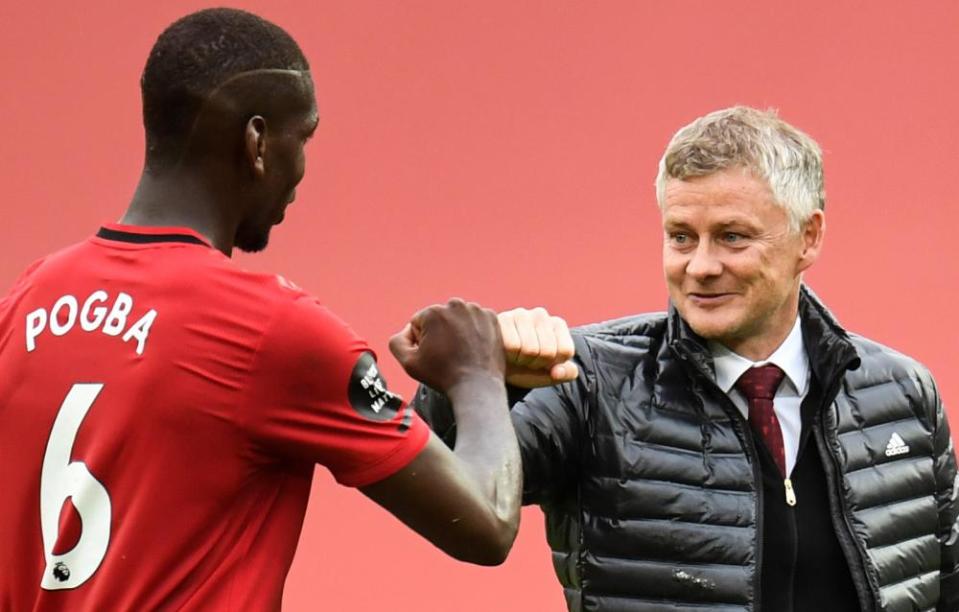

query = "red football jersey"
[{"left": 0, "top": 224, "right": 430, "bottom": 611}]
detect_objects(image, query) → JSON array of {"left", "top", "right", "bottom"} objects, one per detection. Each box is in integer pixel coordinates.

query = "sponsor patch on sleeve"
[{"left": 348, "top": 352, "right": 404, "bottom": 421}]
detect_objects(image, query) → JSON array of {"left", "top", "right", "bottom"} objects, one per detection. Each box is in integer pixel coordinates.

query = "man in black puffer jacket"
[{"left": 416, "top": 106, "right": 959, "bottom": 611}]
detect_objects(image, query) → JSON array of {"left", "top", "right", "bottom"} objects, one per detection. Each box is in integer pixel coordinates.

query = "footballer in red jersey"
[
  {"left": 0, "top": 225, "right": 436, "bottom": 609},
  {"left": 0, "top": 8, "right": 576, "bottom": 611}
]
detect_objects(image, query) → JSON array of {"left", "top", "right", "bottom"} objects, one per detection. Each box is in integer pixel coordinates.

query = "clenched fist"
[
  {"left": 498, "top": 307, "right": 579, "bottom": 389},
  {"left": 389, "top": 299, "right": 505, "bottom": 393}
]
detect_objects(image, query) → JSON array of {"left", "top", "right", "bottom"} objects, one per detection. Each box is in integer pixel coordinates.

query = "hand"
[
  {"left": 390, "top": 299, "right": 505, "bottom": 393},
  {"left": 498, "top": 307, "right": 579, "bottom": 389}
]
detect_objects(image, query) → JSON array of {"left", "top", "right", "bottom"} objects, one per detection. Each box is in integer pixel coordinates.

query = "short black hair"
[{"left": 141, "top": 8, "right": 309, "bottom": 165}]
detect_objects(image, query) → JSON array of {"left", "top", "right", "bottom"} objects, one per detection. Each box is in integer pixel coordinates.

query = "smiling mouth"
[{"left": 688, "top": 293, "right": 734, "bottom": 306}]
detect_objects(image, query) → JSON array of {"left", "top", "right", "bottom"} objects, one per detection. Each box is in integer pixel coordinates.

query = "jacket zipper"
[
  {"left": 785, "top": 497, "right": 799, "bottom": 612},
  {"left": 814, "top": 387, "right": 879, "bottom": 612},
  {"left": 782, "top": 398, "right": 825, "bottom": 612},
  {"left": 784, "top": 478, "right": 797, "bottom": 506}
]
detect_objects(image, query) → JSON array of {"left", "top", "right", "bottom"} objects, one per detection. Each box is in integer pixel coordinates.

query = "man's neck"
[
  {"left": 721, "top": 298, "right": 801, "bottom": 362},
  {"left": 123, "top": 170, "right": 236, "bottom": 256},
  {"left": 710, "top": 316, "right": 809, "bottom": 396}
]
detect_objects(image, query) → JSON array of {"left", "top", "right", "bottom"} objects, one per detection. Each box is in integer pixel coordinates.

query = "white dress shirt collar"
[{"left": 709, "top": 317, "right": 809, "bottom": 396}]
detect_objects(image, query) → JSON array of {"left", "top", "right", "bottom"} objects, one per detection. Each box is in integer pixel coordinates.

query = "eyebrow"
[
  {"left": 714, "top": 219, "right": 759, "bottom": 232},
  {"left": 662, "top": 218, "right": 692, "bottom": 231},
  {"left": 662, "top": 218, "right": 759, "bottom": 232}
]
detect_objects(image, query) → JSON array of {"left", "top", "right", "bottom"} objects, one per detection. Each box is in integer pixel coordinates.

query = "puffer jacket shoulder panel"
[{"left": 832, "top": 334, "right": 948, "bottom": 611}]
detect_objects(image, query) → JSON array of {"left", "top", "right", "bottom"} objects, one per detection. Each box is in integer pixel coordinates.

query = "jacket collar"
[
  {"left": 795, "top": 285, "right": 861, "bottom": 385},
  {"left": 667, "top": 285, "right": 861, "bottom": 386}
]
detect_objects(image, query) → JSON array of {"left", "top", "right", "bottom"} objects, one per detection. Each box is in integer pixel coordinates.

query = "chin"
[
  {"left": 680, "top": 307, "right": 743, "bottom": 344},
  {"left": 235, "top": 229, "right": 271, "bottom": 253},
  {"left": 689, "top": 322, "right": 733, "bottom": 342}
]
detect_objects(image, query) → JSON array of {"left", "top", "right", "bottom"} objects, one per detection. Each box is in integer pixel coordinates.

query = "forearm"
[
  {"left": 415, "top": 383, "right": 532, "bottom": 447},
  {"left": 445, "top": 374, "right": 522, "bottom": 555},
  {"left": 413, "top": 385, "right": 457, "bottom": 446},
  {"left": 370, "top": 299, "right": 525, "bottom": 564},
  {"left": 361, "top": 375, "right": 520, "bottom": 565}
]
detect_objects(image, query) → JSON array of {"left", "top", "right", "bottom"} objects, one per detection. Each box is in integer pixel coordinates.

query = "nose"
[{"left": 685, "top": 239, "right": 723, "bottom": 280}]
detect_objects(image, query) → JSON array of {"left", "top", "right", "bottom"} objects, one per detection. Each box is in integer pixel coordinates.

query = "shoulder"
[
  {"left": 846, "top": 333, "right": 935, "bottom": 385},
  {"left": 255, "top": 283, "right": 367, "bottom": 364},
  {"left": 552, "top": 312, "right": 667, "bottom": 387},
  {"left": 3, "top": 255, "right": 48, "bottom": 297},
  {"left": 191, "top": 254, "right": 311, "bottom": 305},
  {"left": 188, "top": 257, "right": 333, "bottom": 325},
  {"left": 152, "top": 254, "right": 364, "bottom": 363},
  {"left": 572, "top": 312, "right": 667, "bottom": 360},
  {"left": 1, "top": 240, "right": 90, "bottom": 306},
  {"left": 575, "top": 311, "right": 668, "bottom": 339},
  {"left": 844, "top": 332, "right": 940, "bottom": 407},
  {"left": 4, "top": 238, "right": 94, "bottom": 294},
  {"left": 239, "top": 280, "right": 370, "bottom": 405},
  {"left": 169, "top": 247, "right": 365, "bottom": 351}
]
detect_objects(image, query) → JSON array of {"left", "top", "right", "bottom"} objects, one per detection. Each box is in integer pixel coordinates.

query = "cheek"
[
  {"left": 662, "top": 249, "right": 686, "bottom": 281},
  {"left": 720, "top": 251, "right": 763, "bottom": 283},
  {"left": 293, "top": 148, "right": 307, "bottom": 184}
]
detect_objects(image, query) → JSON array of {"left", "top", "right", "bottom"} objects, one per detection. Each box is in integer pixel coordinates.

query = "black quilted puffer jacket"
[{"left": 415, "top": 288, "right": 959, "bottom": 611}]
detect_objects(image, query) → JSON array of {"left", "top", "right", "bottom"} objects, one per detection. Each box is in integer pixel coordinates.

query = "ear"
[
  {"left": 244, "top": 115, "right": 267, "bottom": 178},
  {"left": 796, "top": 210, "right": 825, "bottom": 274}
]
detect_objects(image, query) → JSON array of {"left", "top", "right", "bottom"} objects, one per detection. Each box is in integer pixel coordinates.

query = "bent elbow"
[
  {"left": 450, "top": 540, "right": 511, "bottom": 566},
  {"left": 470, "top": 533, "right": 514, "bottom": 566},
  {"left": 469, "top": 547, "right": 510, "bottom": 567},
  {"left": 450, "top": 515, "right": 518, "bottom": 566}
]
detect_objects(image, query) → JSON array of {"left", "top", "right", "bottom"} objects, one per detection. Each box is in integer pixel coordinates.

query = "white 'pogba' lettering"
[{"left": 25, "top": 290, "right": 158, "bottom": 355}]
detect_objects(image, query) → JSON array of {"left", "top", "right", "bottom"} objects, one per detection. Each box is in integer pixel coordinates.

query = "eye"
[
  {"left": 722, "top": 232, "right": 745, "bottom": 244},
  {"left": 668, "top": 232, "right": 693, "bottom": 247}
]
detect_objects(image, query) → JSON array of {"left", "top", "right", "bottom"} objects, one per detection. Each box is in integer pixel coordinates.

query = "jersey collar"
[{"left": 96, "top": 223, "right": 212, "bottom": 247}]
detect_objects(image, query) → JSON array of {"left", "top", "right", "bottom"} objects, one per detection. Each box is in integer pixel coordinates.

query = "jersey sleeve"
[{"left": 242, "top": 294, "right": 430, "bottom": 487}]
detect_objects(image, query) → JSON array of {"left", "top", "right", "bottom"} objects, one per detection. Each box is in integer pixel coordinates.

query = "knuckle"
[
  {"left": 539, "top": 350, "right": 557, "bottom": 362},
  {"left": 513, "top": 308, "right": 532, "bottom": 321},
  {"left": 535, "top": 319, "right": 554, "bottom": 333}
]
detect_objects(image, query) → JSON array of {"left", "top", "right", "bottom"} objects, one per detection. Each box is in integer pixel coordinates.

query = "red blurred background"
[{"left": 2, "top": 2, "right": 957, "bottom": 610}]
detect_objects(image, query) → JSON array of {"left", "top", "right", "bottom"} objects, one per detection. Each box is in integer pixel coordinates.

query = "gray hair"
[{"left": 655, "top": 106, "right": 824, "bottom": 232}]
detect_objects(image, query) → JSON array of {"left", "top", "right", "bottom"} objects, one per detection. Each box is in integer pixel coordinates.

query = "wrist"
[{"left": 446, "top": 371, "right": 507, "bottom": 406}]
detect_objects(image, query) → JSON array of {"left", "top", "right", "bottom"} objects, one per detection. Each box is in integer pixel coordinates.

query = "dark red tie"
[{"left": 736, "top": 365, "right": 787, "bottom": 477}]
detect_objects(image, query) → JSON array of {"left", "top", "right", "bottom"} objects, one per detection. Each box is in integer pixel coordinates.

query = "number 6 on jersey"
[{"left": 40, "top": 383, "right": 112, "bottom": 590}]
